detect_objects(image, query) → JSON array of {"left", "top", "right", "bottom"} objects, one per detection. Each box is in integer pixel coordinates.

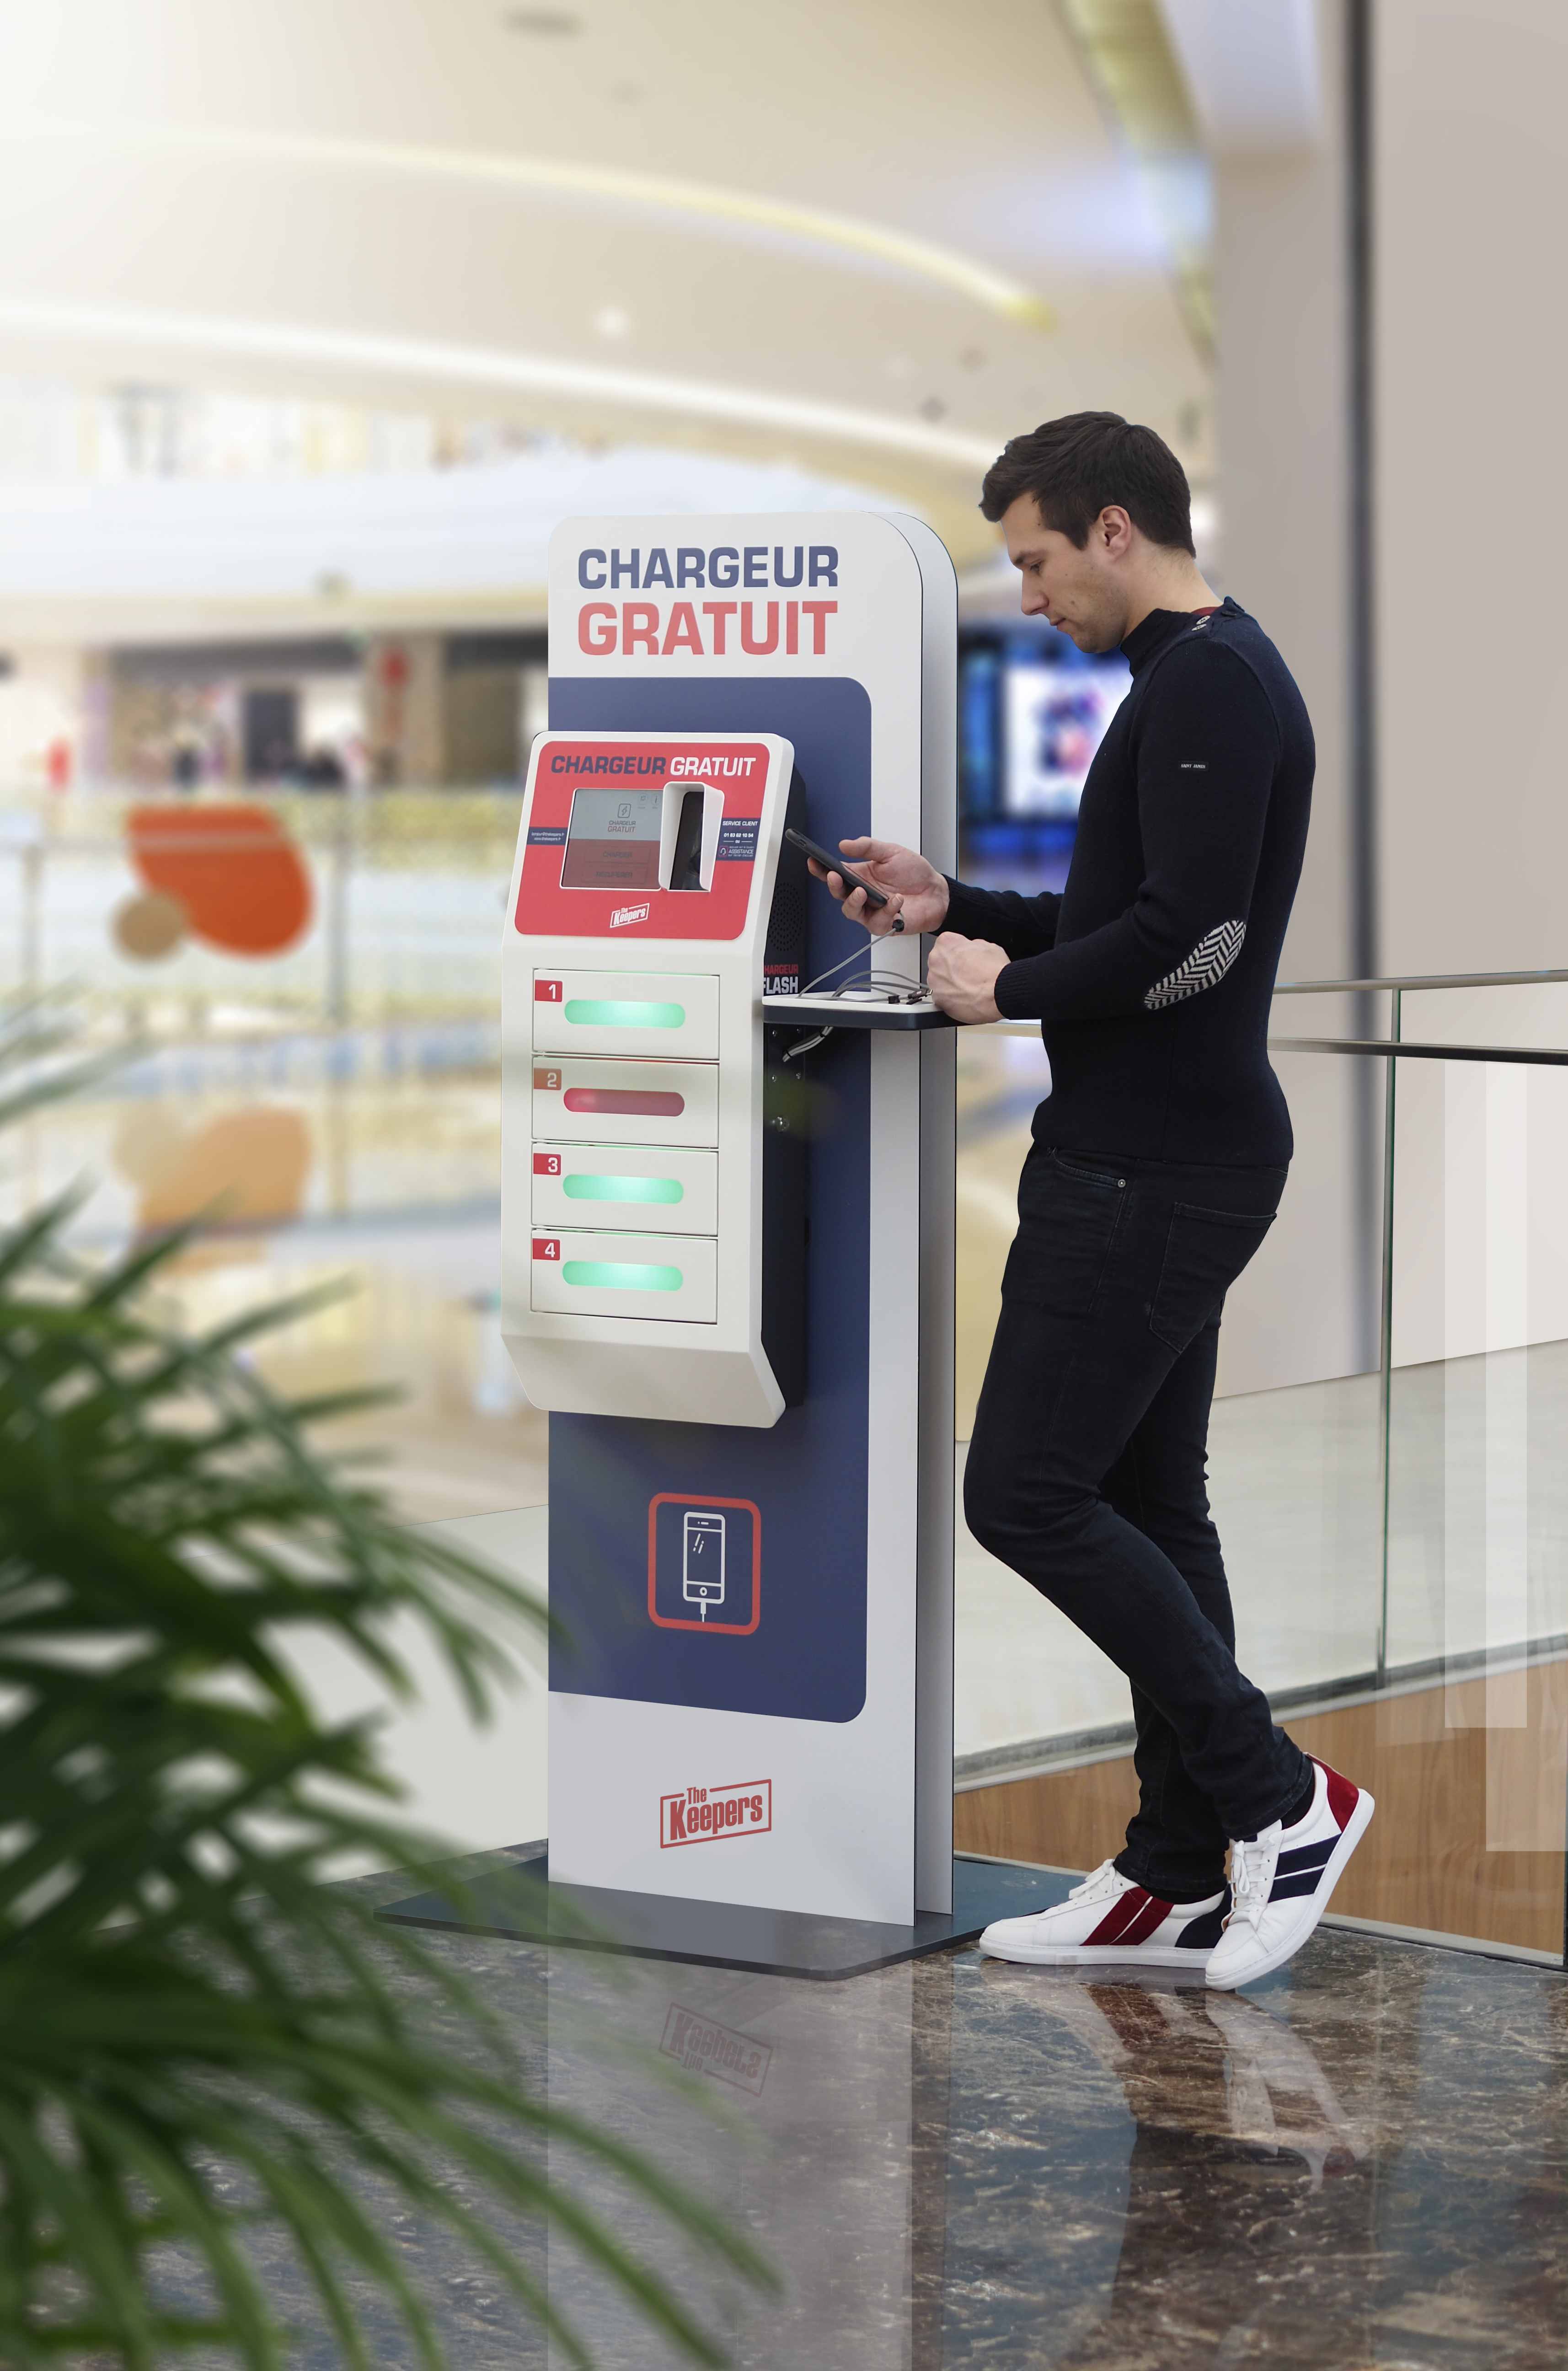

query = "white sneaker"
[
  {"left": 978, "top": 1859, "right": 1229, "bottom": 1969},
  {"left": 1205, "top": 1758, "right": 1375, "bottom": 1990}
]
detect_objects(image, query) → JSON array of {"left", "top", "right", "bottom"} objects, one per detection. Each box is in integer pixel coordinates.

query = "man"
[{"left": 813, "top": 413, "right": 1372, "bottom": 1988}]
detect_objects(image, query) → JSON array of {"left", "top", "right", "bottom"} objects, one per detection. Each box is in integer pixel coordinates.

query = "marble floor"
[{"left": 259, "top": 1882, "right": 1568, "bottom": 2371}]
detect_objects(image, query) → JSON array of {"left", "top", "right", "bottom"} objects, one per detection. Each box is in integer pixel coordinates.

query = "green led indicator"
[
  {"left": 565, "top": 999, "right": 685, "bottom": 1029},
  {"left": 563, "top": 1174, "right": 683, "bottom": 1205},
  {"left": 562, "top": 1260, "right": 683, "bottom": 1292}
]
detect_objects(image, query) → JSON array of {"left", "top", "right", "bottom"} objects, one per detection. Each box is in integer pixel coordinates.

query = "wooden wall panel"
[
  {"left": 954, "top": 1754, "right": 1140, "bottom": 1877},
  {"left": 954, "top": 1663, "right": 1568, "bottom": 1957}
]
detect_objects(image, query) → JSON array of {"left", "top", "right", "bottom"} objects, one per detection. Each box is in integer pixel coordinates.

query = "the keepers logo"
[
  {"left": 661, "top": 1778, "right": 772, "bottom": 1848},
  {"left": 610, "top": 901, "right": 651, "bottom": 928},
  {"left": 659, "top": 2004, "right": 772, "bottom": 2096}
]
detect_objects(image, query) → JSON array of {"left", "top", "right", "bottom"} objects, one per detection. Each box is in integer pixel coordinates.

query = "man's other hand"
[
  {"left": 928, "top": 933, "right": 1009, "bottom": 1024},
  {"left": 806, "top": 838, "right": 950, "bottom": 938}
]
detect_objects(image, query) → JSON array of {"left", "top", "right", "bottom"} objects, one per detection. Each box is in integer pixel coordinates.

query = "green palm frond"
[{"left": 0, "top": 1012, "right": 777, "bottom": 2368}]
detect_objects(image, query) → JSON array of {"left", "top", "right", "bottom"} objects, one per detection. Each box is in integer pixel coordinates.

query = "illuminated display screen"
[
  {"left": 562, "top": 1259, "right": 682, "bottom": 1291},
  {"left": 1004, "top": 658, "right": 1130, "bottom": 818},
  {"left": 561, "top": 788, "right": 664, "bottom": 890},
  {"left": 563, "top": 1174, "right": 684, "bottom": 1204}
]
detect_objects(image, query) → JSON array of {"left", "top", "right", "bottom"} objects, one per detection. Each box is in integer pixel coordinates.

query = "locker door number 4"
[{"left": 533, "top": 1238, "right": 562, "bottom": 1261}]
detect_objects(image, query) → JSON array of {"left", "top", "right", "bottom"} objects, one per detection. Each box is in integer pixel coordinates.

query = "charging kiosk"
[
  {"left": 506, "top": 727, "right": 808, "bottom": 1432},
  {"left": 384, "top": 511, "right": 1048, "bottom": 1976}
]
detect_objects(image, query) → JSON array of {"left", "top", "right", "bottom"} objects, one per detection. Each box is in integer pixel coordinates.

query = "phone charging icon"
[{"left": 683, "top": 1512, "right": 726, "bottom": 1620}]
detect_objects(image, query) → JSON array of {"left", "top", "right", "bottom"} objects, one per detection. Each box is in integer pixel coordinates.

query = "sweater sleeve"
[
  {"left": 939, "top": 875, "right": 1062, "bottom": 961},
  {"left": 992, "top": 643, "right": 1282, "bottom": 1023}
]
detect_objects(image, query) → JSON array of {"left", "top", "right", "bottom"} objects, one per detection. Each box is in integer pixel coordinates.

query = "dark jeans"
[{"left": 963, "top": 1144, "right": 1308, "bottom": 1900}]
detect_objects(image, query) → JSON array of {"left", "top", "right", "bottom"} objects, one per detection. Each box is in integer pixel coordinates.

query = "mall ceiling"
[{"left": 0, "top": 0, "right": 1212, "bottom": 579}]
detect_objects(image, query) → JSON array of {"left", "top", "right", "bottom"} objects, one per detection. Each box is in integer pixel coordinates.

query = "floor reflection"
[
  {"left": 493, "top": 1920, "right": 1567, "bottom": 2371},
  {"left": 134, "top": 1879, "right": 1568, "bottom": 2371},
  {"left": 952, "top": 1969, "right": 1372, "bottom": 2369}
]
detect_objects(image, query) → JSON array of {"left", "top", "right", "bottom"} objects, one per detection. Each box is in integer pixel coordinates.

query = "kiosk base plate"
[{"left": 375, "top": 1851, "right": 1076, "bottom": 1983}]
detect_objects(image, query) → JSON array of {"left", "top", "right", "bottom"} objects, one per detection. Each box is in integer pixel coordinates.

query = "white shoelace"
[
  {"left": 1227, "top": 1823, "right": 1283, "bottom": 1928},
  {"left": 1067, "top": 1860, "right": 1125, "bottom": 1903}
]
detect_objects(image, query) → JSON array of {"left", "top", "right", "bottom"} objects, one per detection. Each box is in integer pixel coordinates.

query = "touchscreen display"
[{"left": 561, "top": 788, "right": 664, "bottom": 890}]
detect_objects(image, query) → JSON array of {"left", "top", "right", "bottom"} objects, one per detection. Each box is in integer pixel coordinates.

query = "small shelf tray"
[{"left": 761, "top": 993, "right": 958, "bottom": 1032}]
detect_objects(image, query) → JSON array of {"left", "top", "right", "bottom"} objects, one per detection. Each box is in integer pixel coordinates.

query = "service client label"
[{"left": 661, "top": 1779, "right": 772, "bottom": 1848}]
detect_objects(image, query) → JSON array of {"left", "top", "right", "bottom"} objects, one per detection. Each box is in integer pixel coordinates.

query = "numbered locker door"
[
  {"left": 533, "top": 971, "right": 719, "bottom": 1061},
  {"left": 530, "top": 1230, "right": 717, "bottom": 1322}
]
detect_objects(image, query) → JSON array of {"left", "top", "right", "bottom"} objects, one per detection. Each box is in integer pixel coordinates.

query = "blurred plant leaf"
[{"left": 0, "top": 1013, "right": 776, "bottom": 2368}]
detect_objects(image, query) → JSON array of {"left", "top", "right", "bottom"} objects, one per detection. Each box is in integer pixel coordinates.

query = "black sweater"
[{"left": 942, "top": 597, "right": 1313, "bottom": 1168}]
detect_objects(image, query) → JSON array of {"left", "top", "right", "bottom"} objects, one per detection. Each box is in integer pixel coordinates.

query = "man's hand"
[
  {"left": 806, "top": 837, "right": 950, "bottom": 938},
  {"left": 928, "top": 933, "right": 1009, "bottom": 1024}
]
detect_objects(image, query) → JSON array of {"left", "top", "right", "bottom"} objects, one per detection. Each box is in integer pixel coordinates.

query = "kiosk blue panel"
[{"left": 546, "top": 676, "right": 872, "bottom": 1723}]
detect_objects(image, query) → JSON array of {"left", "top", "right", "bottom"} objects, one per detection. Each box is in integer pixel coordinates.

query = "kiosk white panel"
[{"left": 504, "top": 512, "right": 958, "bottom": 1928}]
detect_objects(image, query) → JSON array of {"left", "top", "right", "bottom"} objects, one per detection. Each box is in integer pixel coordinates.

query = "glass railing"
[
  {"left": 0, "top": 785, "right": 519, "bottom": 1032},
  {"left": 0, "top": 787, "right": 536, "bottom": 1530},
  {"left": 954, "top": 972, "right": 1568, "bottom": 1965}
]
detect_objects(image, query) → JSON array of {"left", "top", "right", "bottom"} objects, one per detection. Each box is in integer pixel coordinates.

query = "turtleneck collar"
[{"left": 1120, "top": 595, "right": 1242, "bottom": 677}]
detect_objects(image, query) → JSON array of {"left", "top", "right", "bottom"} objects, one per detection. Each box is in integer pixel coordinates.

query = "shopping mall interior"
[{"left": 0, "top": 1, "right": 1565, "bottom": 2364}]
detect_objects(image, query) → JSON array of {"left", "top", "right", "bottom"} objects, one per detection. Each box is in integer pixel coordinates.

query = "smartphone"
[
  {"left": 683, "top": 1511, "right": 726, "bottom": 1614},
  {"left": 784, "top": 826, "right": 889, "bottom": 910}
]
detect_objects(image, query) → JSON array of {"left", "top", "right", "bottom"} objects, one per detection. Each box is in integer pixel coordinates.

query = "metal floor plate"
[{"left": 375, "top": 1851, "right": 1075, "bottom": 1981}]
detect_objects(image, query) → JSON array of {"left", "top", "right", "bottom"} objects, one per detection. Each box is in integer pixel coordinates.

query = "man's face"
[{"left": 1001, "top": 493, "right": 1130, "bottom": 653}]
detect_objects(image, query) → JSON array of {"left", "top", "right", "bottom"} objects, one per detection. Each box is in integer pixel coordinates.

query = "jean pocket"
[
  {"left": 1002, "top": 1151, "right": 1129, "bottom": 1317},
  {"left": 1149, "top": 1200, "right": 1278, "bottom": 1355}
]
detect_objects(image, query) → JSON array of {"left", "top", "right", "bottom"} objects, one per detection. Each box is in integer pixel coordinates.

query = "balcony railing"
[{"left": 958, "top": 971, "right": 1568, "bottom": 1963}]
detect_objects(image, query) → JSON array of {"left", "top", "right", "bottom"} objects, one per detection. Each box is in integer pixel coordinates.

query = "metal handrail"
[
  {"left": 1268, "top": 1037, "right": 1568, "bottom": 1064},
  {"left": 1269, "top": 968, "right": 1568, "bottom": 1069},
  {"left": 979, "top": 970, "right": 1568, "bottom": 1688},
  {"left": 1243, "top": 975, "right": 1568, "bottom": 1682},
  {"left": 1274, "top": 966, "right": 1568, "bottom": 994}
]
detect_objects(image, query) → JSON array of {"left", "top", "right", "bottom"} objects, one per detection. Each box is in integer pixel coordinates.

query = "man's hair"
[{"left": 979, "top": 412, "right": 1194, "bottom": 554}]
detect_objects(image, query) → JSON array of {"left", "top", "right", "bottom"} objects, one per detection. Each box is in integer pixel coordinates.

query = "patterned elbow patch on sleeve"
[{"left": 1143, "top": 918, "right": 1247, "bottom": 1010}]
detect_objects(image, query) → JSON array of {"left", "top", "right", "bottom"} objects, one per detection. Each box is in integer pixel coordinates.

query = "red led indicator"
[{"left": 562, "top": 1088, "right": 685, "bottom": 1118}]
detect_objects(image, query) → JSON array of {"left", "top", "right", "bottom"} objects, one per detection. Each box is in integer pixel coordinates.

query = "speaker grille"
[{"left": 765, "top": 879, "right": 805, "bottom": 957}]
